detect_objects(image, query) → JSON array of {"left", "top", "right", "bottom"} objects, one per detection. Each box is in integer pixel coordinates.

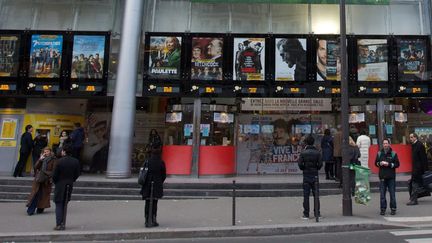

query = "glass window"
[
  {"left": 75, "top": 1, "right": 116, "bottom": 31},
  {"left": 0, "top": 0, "right": 34, "bottom": 29},
  {"left": 311, "top": 4, "right": 340, "bottom": 34},
  {"left": 390, "top": 3, "right": 422, "bottom": 35},
  {"left": 36, "top": 3, "right": 74, "bottom": 30},
  {"left": 271, "top": 4, "right": 308, "bottom": 34},
  {"left": 191, "top": 3, "right": 229, "bottom": 33},
  {"left": 348, "top": 5, "right": 387, "bottom": 34},
  {"left": 231, "top": 4, "right": 269, "bottom": 33},
  {"left": 153, "top": 0, "right": 189, "bottom": 32}
]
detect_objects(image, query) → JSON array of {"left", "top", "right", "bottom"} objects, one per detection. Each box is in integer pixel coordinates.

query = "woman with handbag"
[
  {"left": 140, "top": 143, "right": 166, "bottom": 227},
  {"left": 26, "top": 147, "right": 56, "bottom": 215}
]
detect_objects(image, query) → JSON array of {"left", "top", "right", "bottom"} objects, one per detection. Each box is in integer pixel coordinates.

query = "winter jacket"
[
  {"left": 374, "top": 148, "right": 400, "bottom": 179},
  {"left": 321, "top": 135, "right": 334, "bottom": 162},
  {"left": 298, "top": 145, "right": 323, "bottom": 176},
  {"left": 356, "top": 135, "right": 371, "bottom": 168}
]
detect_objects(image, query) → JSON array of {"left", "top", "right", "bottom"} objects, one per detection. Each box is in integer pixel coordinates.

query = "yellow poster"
[
  {"left": 1, "top": 118, "right": 17, "bottom": 139},
  {"left": 0, "top": 140, "right": 17, "bottom": 147}
]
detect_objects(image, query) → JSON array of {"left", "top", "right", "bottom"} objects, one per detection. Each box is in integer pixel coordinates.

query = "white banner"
[{"left": 241, "top": 98, "right": 332, "bottom": 111}]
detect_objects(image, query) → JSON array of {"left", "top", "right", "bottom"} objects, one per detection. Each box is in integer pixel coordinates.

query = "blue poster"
[
  {"left": 71, "top": 35, "right": 106, "bottom": 79},
  {"left": 29, "top": 34, "right": 63, "bottom": 78},
  {"left": 369, "top": 125, "right": 376, "bottom": 135}
]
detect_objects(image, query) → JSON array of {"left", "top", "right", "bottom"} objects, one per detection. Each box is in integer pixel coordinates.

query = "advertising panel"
[
  {"left": 148, "top": 36, "right": 182, "bottom": 79},
  {"left": 397, "top": 38, "right": 427, "bottom": 81},
  {"left": 29, "top": 34, "right": 63, "bottom": 78},
  {"left": 191, "top": 37, "right": 223, "bottom": 80},
  {"left": 71, "top": 35, "right": 106, "bottom": 79},
  {"left": 316, "top": 39, "right": 340, "bottom": 81},
  {"left": 233, "top": 37, "right": 265, "bottom": 81},
  {"left": 0, "top": 35, "right": 20, "bottom": 77},
  {"left": 275, "top": 38, "right": 307, "bottom": 81},
  {"left": 357, "top": 39, "right": 388, "bottom": 81}
]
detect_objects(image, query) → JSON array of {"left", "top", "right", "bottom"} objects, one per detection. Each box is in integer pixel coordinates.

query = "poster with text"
[
  {"left": 357, "top": 39, "right": 388, "bottom": 81},
  {"left": 0, "top": 35, "right": 20, "bottom": 77},
  {"left": 397, "top": 39, "right": 427, "bottom": 81},
  {"left": 71, "top": 35, "right": 106, "bottom": 79},
  {"left": 148, "top": 36, "right": 182, "bottom": 79},
  {"left": 275, "top": 38, "right": 307, "bottom": 81},
  {"left": 29, "top": 34, "right": 63, "bottom": 78},
  {"left": 316, "top": 39, "right": 340, "bottom": 81},
  {"left": 191, "top": 37, "right": 223, "bottom": 80},
  {"left": 233, "top": 37, "right": 265, "bottom": 81}
]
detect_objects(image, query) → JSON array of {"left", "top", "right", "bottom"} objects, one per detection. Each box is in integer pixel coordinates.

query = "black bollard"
[
  {"left": 148, "top": 181, "right": 154, "bottom": 226},
  {"left": 232, "top": 180, "right": 236, "bottom": 226},
  {"left": 63, "top": 184, "right": 71, "bottom": 227}
]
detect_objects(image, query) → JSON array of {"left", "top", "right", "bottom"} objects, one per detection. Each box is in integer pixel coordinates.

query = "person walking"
[
  {"left": 52, "top": 145, "right": 81, "bottom": 230},
  {"left": 356, "top": 130, "right": 371, "bottom": 168},
  {"left": 140, "top": 143, "right": 166, "bottom": 227},
  {"left": 298, "top": 135, "right": 323, "bottom": 219},
  {"left": 407, "top": 133, "right": 429, "bottom": 205},
  {"left": 321, "top": 129, "right": 335, "bottom": 180},
  {"left": 348, "top": 136, "right": 361, "bottom": 196},
  {"left": 374, "top": 139, "right": 400, "bottom": 215},
  {"left": 13, "top": 125, "right": 34, "bottom": 177},
  {"left": 32, "top": 133, "right": 48, "bottom": 170},
  {"left": 26, "top": 147, "right": 56, "bottom": 215}
]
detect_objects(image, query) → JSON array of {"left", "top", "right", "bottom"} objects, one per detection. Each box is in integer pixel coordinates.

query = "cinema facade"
[{"left": 0, "top": 0, "right": 431, "bottom": 178}]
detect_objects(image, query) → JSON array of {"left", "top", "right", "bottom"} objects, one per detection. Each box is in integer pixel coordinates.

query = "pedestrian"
[
  {"left": 348, "top": 136, "right": 361, "bottom": 196},
  {"left": 70, "top": 123, "right": 85, "bottom": 161},
  {"left": 356, "top": 130, "right": 371, "bottom": 168},
  {"left": 333, "top": 126, "right": 342, "bottom": 181},
  {"left": 374, "top": 138, "right": 400, "bottom": 216},
  {"left": 321, "top": 129, "right": 335, "bottom": 180},
  {"left": 140, "top": 143, "right": 166, "bottom": 227},
  {"left": 298, "top": 135, "right": 323, "bottom": 219},
  {"left": 407, "top": 133, "right": 429, "bottom": 205},
  {"left": 32, "top": 132, "right": 48, "bottom": 170},
  {"left": 26, "top": 147, "right": 56, "bottom": 215},
  {"left": 13, "top": 125, "right": 34, "bottom": 177},
  {"left": 52, "top": 144, "right": 81, "bottom": 230}
]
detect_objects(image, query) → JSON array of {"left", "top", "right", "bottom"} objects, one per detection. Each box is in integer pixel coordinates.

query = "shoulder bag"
[{"left": 138, "top": 160, "right": 149, "bottom": 186}]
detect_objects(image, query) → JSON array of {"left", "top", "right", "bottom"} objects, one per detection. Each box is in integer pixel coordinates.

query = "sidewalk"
[{"left": 1, "top": 191, "right": 431, "bottom": 242}]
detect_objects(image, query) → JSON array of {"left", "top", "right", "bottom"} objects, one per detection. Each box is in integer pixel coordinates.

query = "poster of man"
[
  {"left": 233, "top": 37, "right": 265, "bottom": 81},
  {"left": 148, "top": 36, "right": 182, "bottom": 78},
  {"left": 275, "top": 38, "right": 307, "bottom": 81},
  {"left": 0, "top": 35, "right": 20, "bottom": 77},
  {"left": 357, "top": 39, "right": 388, "bottom": 81},
  {"left": 191, "top": 37, "right": 223, "bottom": 81},
  {"left": 397, "top": 39, "right": 427, "bottom": 81},
  {"left": 71, "top": 35, "right": 105, "bottom": 79},
  {"left": 316, "top": 39, "right": 341, "bottom": 81},
  {"left": 29, "top": 35, "right": 63, "bottom": 78}
]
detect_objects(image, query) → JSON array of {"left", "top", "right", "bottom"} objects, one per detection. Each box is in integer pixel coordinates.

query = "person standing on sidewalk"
[
  {"left": 52, "top": 144, "right": 81, "bottom": 230},
  {"left": 70, "top": 122, "right": 85, "bottom": 162},
  {"left": 374, "top": 138, "right": 400, "bottom": 215},
  {"left": 321, "top": 129, "right": 335, "bottom": 180},
  {"left": 348, "top": 136, "right": 361, "bottom": 196},
  {"left": 13, "top": 125, "right": 34, "bottom": 177},
  {"left": 298, "top": 135, "right": 323, "bottom": 219},
  {"left": 356, "top": 130, "right": 371, "bottom": 169},
  {"left": 407, "top": 133, "right": 429, "bottom": 206}
]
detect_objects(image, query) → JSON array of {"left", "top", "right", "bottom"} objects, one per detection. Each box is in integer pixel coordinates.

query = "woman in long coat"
[
  {"left": 348, "top": 136, "right": 361, "bottom": 196},
  {"left": 26, "top": 147, "right": 56, "bottom": 215},
  {"left": 140, "top": 144, "right": 166, "bottom": 227},
  {"left": 321, "top": 129, "right": 335, "bottom": 180}
]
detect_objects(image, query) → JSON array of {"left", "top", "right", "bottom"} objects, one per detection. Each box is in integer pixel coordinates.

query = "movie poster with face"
[
  {"left": 233, "top": 38, "right": 265, "bottom": 81},
  {"left": 29, "top": 34, "right": 63, "bottom": 78},
  {"left": 357, "top": 39, "right": 388, "bottom": 81},
  {"left": 275, "top": 38, "right": 307, "bottom": 81},
  {"left": 148, "top": 36, "right": 182, "bottom": 79},
  {"left": 71, "top": 35, "right": 106, "bottom": 79},
  {"left": 191, "top": 37, "right": 223, "bottom": 81},
  {"left": 316, "top": 39, "right": 340, "bottom": 81},
  {"left": 0, "top": 35, "right": 20, "bottom": 77},
  {"left": 397, "top": 39, "right": 427, "bottom": 81}
]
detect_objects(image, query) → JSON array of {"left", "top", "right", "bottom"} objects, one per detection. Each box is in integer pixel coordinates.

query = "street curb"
[{"left": 0, "top": 222, "right": 406, "bottom": 242}]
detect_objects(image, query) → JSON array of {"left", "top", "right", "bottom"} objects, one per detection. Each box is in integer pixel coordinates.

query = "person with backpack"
[{"left": 374, "top": 138, "right": 400, "bottom": 216}]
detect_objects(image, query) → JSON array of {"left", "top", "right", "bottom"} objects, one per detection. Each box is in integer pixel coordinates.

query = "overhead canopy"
[{"left": 191, "top": 0, "right": 389, "bottom": 5}]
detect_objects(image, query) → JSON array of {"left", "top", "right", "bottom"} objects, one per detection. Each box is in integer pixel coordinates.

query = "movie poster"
[
  {"left": 357, "top": 39, "right": 388, "bottom": 81},
  {"left": 191, "top": 37, "right": 223, "bottom": 81},
  {"left": 233, "top": 37, "right": 265, "bottom": 81},
  {"left": 0, "top": 35, "right": 20, "bottom": 77},
  {"left": 148, "top": 36, "right": 182, "bottom": 79},
  {"left": 29, "top": 34, "right": 63, "bottom": 78},
  {"left": 71, "top": 35, "right": 106, "bottom": 79},
  {"left": 397, "top": 39, "right": 427, "bottom": 81},
  {"left": 275, "top": 38, "right": 307, "bottom": 81},
  {"left": 316, "top": 39, "right": 340, "bottom": 81}
]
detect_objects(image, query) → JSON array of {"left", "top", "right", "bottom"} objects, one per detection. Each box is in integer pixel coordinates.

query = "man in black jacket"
[
  {"left": 13, "top": 125, "right": 33, "bottom": 177},
  {"left": 52, "top": 145, "right": 81, "bottom": 230},
  {"left": 298, "top": 135, "right": 323, "bottom": 219},
  {"left": 375, "top": 139, "right": 400, "bottom": 215},
  {"left": 407, "top": 133, "right": 429, "bottom": 205}
]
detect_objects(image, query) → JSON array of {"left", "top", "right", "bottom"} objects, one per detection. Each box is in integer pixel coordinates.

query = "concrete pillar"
[
  {"left": 106, "top": 0, "right": 144, "bottom": 178},
  {"left": 191, "top": 98, "right": 202, "bottom": 177},
  {"left": 377, "top": 98, "right": 385, "bottom": 146}
]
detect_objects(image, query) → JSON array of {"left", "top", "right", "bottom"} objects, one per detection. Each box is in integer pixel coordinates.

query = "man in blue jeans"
[{"left": 375, "top": 138, "right": 400, "bottom": 216}]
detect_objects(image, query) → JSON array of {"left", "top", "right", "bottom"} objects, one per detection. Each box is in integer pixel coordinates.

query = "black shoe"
[
  {"left": 302, "top": 214, "right": 309, "bottom": 219},
  {"left": 380, "top": 209, "right": 385, "bottom": 216},
  {"left": 406, "top": 200, "right": 418, "bottom": 206},
  {"left": 53, "top": 225, "right": 65, "bottom": 231},
  {"left": 36, "top": 208, "right": 44, "bottom": 214},
  {"left": 390, "top": 209, "right": 396, "bottom": 215},
  {"left": 325, "top": 176, "right": 330, "bottom": 180}
]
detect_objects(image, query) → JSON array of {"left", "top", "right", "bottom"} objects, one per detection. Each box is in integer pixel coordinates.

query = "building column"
[
  {"left": 191, "top": 98, "right": 202, "bottom": 177},
  {"left": 377, "top": 98, "right": 385, "bottom": 145},
  {"left": 106, "top": 0, "right": 144, "bottom": 178}
]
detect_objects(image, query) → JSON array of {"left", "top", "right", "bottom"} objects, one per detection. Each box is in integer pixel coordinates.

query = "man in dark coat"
[
  {"left": 298, "top": 135, "right": 323, "bottom": 219},
  {"left": 52, "top": 144, "right": 81, "bottom": 230},
  {"left": 13, "top": 125, "right": 34, "bottom": 177},
  {"left": 407, "top": 133, "right": 429, "bottom": 205},
  {"left": 375, "top": 138, "right": 400, "bottom": 215},
  {"left": 140, "top": 144, "right": 166, "bottom": 227}
]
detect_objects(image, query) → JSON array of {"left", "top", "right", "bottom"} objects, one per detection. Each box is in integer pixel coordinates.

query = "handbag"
[
  {"left": 138, "top": 160, "right": 149, "bottom": 186},
  {"left": 36, "top": 170, "right": 49, "bottom": 183}
]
